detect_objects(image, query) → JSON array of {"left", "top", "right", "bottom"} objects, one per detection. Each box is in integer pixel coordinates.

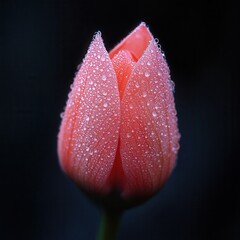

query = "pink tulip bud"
[{"left": 58, "top": 23, "right": 180, "bottom": 207}]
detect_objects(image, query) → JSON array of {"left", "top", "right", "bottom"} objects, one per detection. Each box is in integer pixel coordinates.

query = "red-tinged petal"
[
  {"left": 109, "top": 22, "right": 153, "bottom": 61},
  {"left": 120, "top": 40, "right": 180, "bottom": 198},
  {"left": 58, "top": 33, "right": 120, "bottom": 194},
  {"left": 111, "top": 50, "right": 136, "bottom": 99}
]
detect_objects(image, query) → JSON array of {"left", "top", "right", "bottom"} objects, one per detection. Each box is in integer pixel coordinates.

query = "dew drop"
[
  {"left": 103, "top": 102, "right": 108, "bottom": 108},
  {"left": 147, "top": 61, "right": 151, "bottom": 66},
  {"left": 68, "top": 92, "right": 73, "bottom": 98},
  {"left": 60, "top": 112, "right": 65, "bottom": 118},
  {"left": 126, "top": 133, "right": 131, "bottom": 138},
  {"left": 158, "top": 71, "right": 162, "bottom": 77},
  {"left": 86, "top": 146, "right": 89, "bottom": 151},
  {"left": 143, "top": 92, "right": 147, "bottom": 98},
  {"left": 135, "top": 82, "right": 140, "bottom": 88},
  {"left": 102, "top": 91, "right": 107, "bottom": 96},
  {"left": 102, "top": 75, "right": 107, "bottom": 81},
  {"left": 170, "top": 80, "right": 175, "bottom": 93},
  {"left": 145, "top": 71, "right": 150, "bottom": 77},
  {"left": 101, "top": 55, "right": 106, "bottom": 61},
  {"left": 152, "top": 111, "right": 157, "bottom": 117},
  {"left": 85, "top": 115, "right": 90, "bottom": 121}
]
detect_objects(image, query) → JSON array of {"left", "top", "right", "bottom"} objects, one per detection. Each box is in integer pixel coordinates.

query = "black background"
[{"left": 1, "top": 0, "right": 239, "bottom": 239}]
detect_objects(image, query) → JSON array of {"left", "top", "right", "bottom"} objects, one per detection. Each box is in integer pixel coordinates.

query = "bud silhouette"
[{"left": 58, "top": 23, "right": 180, "bottom": 208}]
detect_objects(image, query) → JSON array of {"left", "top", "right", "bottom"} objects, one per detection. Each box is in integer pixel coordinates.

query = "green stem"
[{"left": 97, "top": 208, "right": 123, "bottom": 240}]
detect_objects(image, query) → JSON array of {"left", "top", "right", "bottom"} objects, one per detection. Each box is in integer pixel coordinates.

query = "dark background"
[{"left": 1, "top": 0, "right": 239, "bottom": 239}]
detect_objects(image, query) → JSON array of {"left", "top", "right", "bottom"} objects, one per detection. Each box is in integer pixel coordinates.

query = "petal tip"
[
  {"left": 109, "top": 22, "right": 153, "bottom": 61},
  {"left": 94, "top": 30, "right": 102, "bottom": 37},
  {"left": 93, "top": 31, "right": 103, "bottom": 43},
  {"left": 138, "top": 21, "right": 147, "bottom": 28},
  {"left": 138, "top": 21, "right": 148, "bottom": 29}
]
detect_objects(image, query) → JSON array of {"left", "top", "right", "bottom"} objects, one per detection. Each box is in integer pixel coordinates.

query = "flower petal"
[
  {"left": 58, "top": 33, "right": 120, "bottom": 194},
  {"left": 120, "top": 40, "right": 180, "bottom": 198},
  {"left": 111, "top": 50, "right": 135, "bottom": 99},
  {"left": 109, "top": 22, "right": 153, "bottom": 61}
]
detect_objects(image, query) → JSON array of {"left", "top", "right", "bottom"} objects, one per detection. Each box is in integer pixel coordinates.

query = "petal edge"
[
  {"left": 58, "top": 33, "right": 121, "bottom": 194},
  {"left": 120, "top": 39, "right": 180, "bottom": 198}
]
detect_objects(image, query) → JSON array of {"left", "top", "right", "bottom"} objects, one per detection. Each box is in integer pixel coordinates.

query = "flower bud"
[{"left": 58, "top": 23, "right": 180, "bottom": 209}]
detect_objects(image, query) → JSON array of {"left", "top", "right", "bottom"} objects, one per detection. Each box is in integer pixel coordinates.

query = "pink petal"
[
  {"left": 109, "top": 22, "right": 153, "bottom": 61},
  {"left": 120, "top": 40, "right": 180, "bottom": 198},
  {"left": 111, "top": 50, "right": 136, "bottom": 99},
  {"left": 58, "top": 33, "right": 120, "bottom": 194}
]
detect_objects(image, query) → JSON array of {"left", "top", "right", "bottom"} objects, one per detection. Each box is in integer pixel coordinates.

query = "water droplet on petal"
[
  {"left": 103, "top": 102, "right": 108, "bottom": 108},
  {"left": 170, "top": 80, "right": 175, "bottom": 93},
  {"left": 143, "top": 92, "right": 147, "bottom": 98},
  {"left": 152, "top": 111, "right": 157, "bottom": 117},
  {"left": 145, "top": 71, "right": 150, "bottom": 77},
  {"left": 135, "top": 82, "right": 140, "bottom": 88},
  {"left": 102, "top": 75, "right": 106, "bottom": 81},
  {"left": 85, "top": 115, "right": 90, "bottom": 121}
]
